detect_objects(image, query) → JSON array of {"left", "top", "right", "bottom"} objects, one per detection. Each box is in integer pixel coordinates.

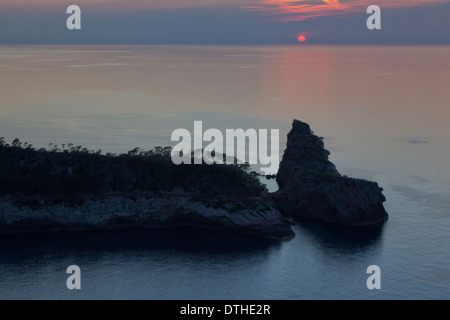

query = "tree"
[
  {"left": 0, "top": 137, "right": 5, "bottom": 147},
  {"left": 128, "top": 147, "right": 140, "bottom": 157},
  {"left": 12, "top": 138, "right": 21, "bottom": 148},
  {"left": 162, "top": 146, "right": 172, "bottom": 157}
]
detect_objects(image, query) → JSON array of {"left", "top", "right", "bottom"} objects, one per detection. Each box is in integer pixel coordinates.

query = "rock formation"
[
  {"left": 272, "top": 119, "right": 388, "bottom": 226},
  {"left": 0, "top": 119, "right": 389, "bottom": 242},
  {"left": 0, "top": 192, "right": 294, "bottom": 241}
]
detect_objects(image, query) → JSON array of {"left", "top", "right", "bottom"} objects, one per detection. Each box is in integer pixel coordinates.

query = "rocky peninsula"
[
  {"left": 0, "top": 140, "right": 294, "bottom": 240},
  {"left": 0, "top": 120, "right": 388, "bottom": 241}
]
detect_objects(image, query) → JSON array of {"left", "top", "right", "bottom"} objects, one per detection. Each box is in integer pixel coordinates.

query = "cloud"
[{"left": 246, "top": 0, "right": 449, "bottom": 21}]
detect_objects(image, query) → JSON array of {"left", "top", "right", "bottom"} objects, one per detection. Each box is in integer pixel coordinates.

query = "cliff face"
[
  {"left": 273, "top": 119, "right": 388, "bottom": 226},
  {"left": 0, "top": 193, "right": 295, "bottom": 241}
]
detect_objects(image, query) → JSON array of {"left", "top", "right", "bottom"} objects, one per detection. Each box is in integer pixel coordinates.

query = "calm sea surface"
[{"left": 0, "top": 45, "right": 449, "bottom": 299}]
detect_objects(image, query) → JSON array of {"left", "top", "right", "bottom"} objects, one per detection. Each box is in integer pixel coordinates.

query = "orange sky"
[
  {"left": 246, "top": 0, "right": 449, "bottom": 21},
  {"left": 2, "top": 0, "right": 447, "bottom": 16}
]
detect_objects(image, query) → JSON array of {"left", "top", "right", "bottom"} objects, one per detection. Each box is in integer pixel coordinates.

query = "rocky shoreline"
[
  {"left": 0, "top": 119, "right": 388, "bottom": 241},
  {"left": 0, "top": 192, "right": 294, "bottom": 241}
]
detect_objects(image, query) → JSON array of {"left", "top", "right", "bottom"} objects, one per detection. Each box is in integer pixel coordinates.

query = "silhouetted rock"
[
  {"left": 0, "top": 118, "right": 388, "bottom": 241},
  {"left": 272, "top": 119, "right": 388, "bottom": 226},
  {"left": 0, "top": 142, "right": 294, "bottom": 241}
]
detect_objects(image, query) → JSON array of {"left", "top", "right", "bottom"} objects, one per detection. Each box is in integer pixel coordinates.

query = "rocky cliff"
[
  {"left": 272, "top": 119, "right": 388, "bottom": 226},
  {"left": 0, "top": 192, "right": 294, "bottom": 241}
]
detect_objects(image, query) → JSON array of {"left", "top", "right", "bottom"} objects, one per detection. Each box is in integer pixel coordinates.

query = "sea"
[{"left": 0, "top": 45, "right": 449, "bottom": 299}]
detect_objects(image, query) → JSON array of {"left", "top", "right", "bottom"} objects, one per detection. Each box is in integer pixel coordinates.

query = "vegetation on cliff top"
[{"left": 0, "top": 138, "right": 265, "bottom": 198}]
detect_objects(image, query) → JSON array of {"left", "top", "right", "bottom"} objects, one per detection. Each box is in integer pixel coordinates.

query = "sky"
[{"left": 0, "top": 0, "right": 449, "bottom": 44}]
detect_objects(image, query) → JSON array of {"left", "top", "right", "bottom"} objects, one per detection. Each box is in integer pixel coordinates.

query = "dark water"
[{"left": 0, "top": 204, "right": 448, "bottom": 300}]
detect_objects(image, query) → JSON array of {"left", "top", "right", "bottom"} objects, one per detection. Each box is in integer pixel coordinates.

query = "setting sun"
[{"left": 297, "top": 35, "right": 306, "bottom": 42}]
